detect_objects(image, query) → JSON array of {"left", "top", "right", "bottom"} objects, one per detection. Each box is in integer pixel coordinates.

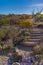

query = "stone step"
[
  {"left": 30, "top": 28, "right": 43, "bottom": 32},
  {"left": 30, "top": 34, "right": 43, "bottom": 36},
  {"left": 16, "top": 45, "right": 33, "bottom": 51},
  {"left": 25, "top": 39, "right": 40, "bottom": 42},
  {"left": 31, "top": 36, "right": 43, "bottom": 39},
  {"left": 20, "top": 42, "right": 37, "bottom": 47},
  {"left": 30, "top": 31, "right": 43, "bottom": 34}
]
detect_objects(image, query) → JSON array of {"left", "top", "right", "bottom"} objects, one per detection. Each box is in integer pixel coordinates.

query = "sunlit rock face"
[{"left": 12, "top": 62, "right": 20, "bottom": 65}]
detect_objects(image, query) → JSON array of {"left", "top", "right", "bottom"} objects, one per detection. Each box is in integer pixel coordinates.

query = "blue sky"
[{"left": 0, "top": 0, "right": 43, "bottom": 14}]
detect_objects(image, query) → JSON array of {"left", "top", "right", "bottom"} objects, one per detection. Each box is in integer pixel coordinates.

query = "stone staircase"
[
  {"left": 19, "top": 28, "right": 43, "bottom": 47},
  {"left": 16, "top": 26, "right": 43, "bottom": 57}
]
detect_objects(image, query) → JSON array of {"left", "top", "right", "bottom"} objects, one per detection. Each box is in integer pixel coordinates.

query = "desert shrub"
[
  {"left": 0, "top": 29, "right": 5, "bottom": 38},
  {"left": 0, "top": 42, "right": 2, "bottom": 49},
  {"left": 5, "top": 29, "right": 12, "bottom": 34},
  {"left": 33, "top": 45, "right": 42, "bottom": 54},
  {"left": 0, "top": 18, "right": 10, "bottom": 26},
  {"left": 4, "top": 45, "right": 11, "bottom": 53},
  {"left": 0, "top": 21, "right": 3, "bottom": 26},
  {"left": 18, "top": 20, "right": 33, "bottom": 28},
  {"left": 24, "top": 36, "right": 30, "bottom": 41}
]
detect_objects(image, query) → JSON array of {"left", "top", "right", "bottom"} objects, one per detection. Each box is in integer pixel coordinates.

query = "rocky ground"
[{"left": 0, "top": 56, "right": 9, "bottom": 65}]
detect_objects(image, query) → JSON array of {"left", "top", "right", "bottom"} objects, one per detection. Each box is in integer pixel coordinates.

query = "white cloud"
[{"left": 31, "top": 3, "right": 43, "bottom": 7}]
